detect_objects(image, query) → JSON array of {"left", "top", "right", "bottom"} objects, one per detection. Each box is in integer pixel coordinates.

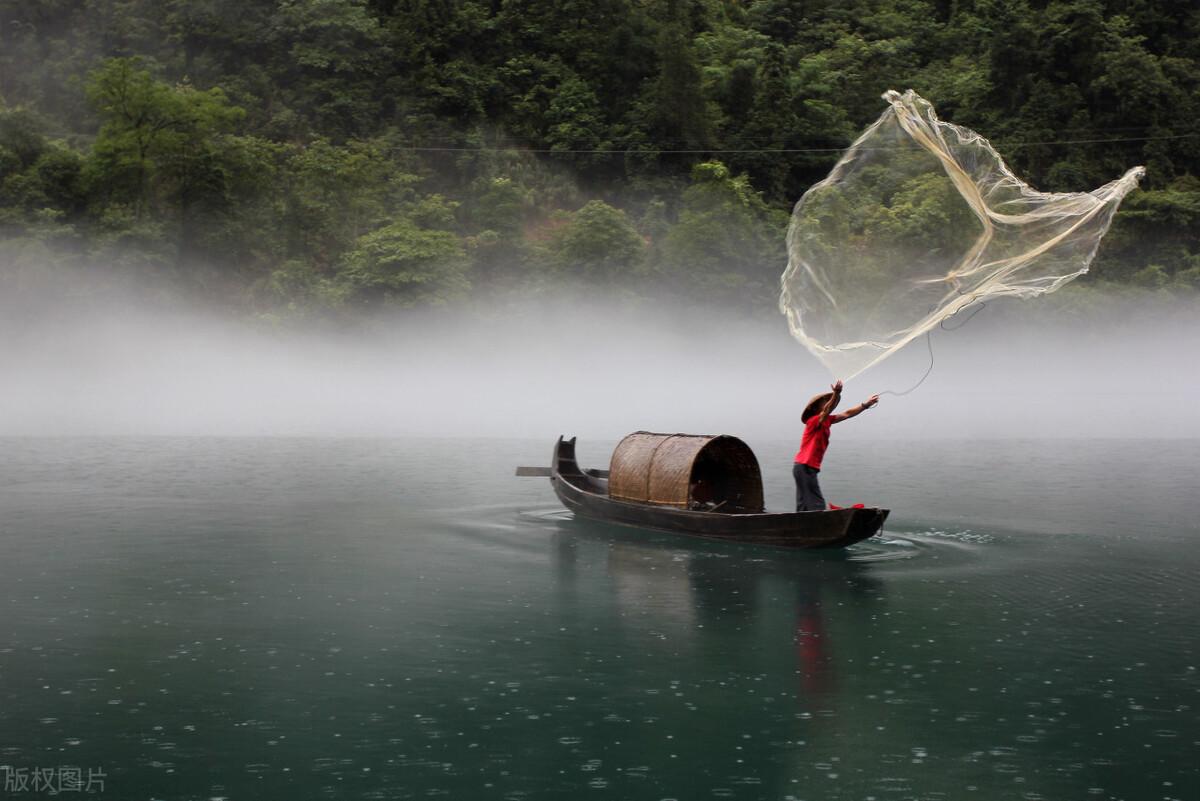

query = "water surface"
[{"left": 1, "top": 437, "right": 1196, "bottom": 800}]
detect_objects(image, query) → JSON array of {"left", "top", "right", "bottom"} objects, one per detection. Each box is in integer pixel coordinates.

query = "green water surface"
[{"left": 0, "top": 437, "right": 1196, "bottom": 801}]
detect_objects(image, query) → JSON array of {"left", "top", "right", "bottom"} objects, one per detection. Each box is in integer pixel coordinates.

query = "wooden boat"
[{"left": 517, "top": 433, "right": 888, "bottom": 549}]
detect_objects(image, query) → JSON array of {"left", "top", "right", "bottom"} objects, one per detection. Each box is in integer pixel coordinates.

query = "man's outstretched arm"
[{"left": 834, "top": 394, "right": 879, "bottom": 422}]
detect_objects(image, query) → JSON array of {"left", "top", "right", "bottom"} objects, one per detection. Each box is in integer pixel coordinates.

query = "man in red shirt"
[{"left": 794, "top": 379, "right": 879, "bottom": 511}]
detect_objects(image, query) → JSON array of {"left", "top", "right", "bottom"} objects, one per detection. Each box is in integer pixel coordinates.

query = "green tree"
[
  {"left": 462, "top": 176, "right": 535, "bottom": 287},
  {"left": 85, "top": 59, "right": 244, "bottom": 218},
  {"left": 268, "top": 0, "right": 389, "bottom": 135},
  {"left": 660, "top": 160, "right": 788, "bottom": 309},
  {"left": 84, "top": 57, "right": 250, "bottom": 274},
  {"left": 0, "top": 106, "right": 84, "bottom": 229},
  {"left": 545, "top": 75, "right": 611, "bottom": 172},
  {"left": 546, "top": 200, "right": 646, "bottom": 282},
  {"left": 334, "top": 218, "right": 468, "bottom": 307},
  {"left": 279, "top": 137, "right": 407, "bottom": 270},
  {"left": 628, "top": 15, "right": 714, "bottom": 167}
]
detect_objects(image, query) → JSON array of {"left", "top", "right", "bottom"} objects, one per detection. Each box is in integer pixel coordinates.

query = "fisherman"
[{"left": 794, "top": 380, "right": 879, "bottom": 512}]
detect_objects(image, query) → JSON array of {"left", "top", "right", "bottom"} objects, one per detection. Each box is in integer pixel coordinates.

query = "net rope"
[{"left": 780, "top": 89, "right": 1144, "bottom": 380}]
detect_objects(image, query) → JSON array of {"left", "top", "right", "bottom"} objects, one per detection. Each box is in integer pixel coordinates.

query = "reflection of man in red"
[{"left": 795, "top": 598, "right": 834, "bottom": 696}]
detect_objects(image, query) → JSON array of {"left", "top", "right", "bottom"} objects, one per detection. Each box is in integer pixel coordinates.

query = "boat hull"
[{"left": 550, "top": 437, "right": 887, "bottom": 549}]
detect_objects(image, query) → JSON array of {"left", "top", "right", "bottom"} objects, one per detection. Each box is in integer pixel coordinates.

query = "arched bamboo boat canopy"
[{"left": 608, "top": 432, "right": 764, "bottom": 513}]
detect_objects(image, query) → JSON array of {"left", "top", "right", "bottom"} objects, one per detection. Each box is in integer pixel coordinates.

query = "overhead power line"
[
  {"left": 382, "top": 125, "right": 1192, "bottom": 147},
  {"left": 389, "top": 131, "right": 1198, "bottom": 155}
]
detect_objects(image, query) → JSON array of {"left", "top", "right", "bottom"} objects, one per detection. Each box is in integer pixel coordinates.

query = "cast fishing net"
[{"left": 780, "top": 89, "right": 1144, "bottom": 379}]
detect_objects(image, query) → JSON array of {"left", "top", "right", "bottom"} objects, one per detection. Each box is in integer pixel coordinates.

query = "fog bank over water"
[{"left": 3, "top": 289, "right": 1199, "bottom": 441}]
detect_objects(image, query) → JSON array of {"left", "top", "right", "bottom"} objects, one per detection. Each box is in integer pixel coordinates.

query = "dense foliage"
[{"left": 1, "top": 0, "right": 1198, "bottom": 318}]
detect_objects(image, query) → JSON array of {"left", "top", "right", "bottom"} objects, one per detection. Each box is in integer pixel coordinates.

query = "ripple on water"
[
  {"left": 844, "top": 535, "right": 925, "bottom": 563},
  {"left": 518, "top": 507, "right": 575, "bottom": 527},
  {"left": 846, "top": 525, "right": 1002, "bottom": 566},
  {"left": 432, "top": 505, "right": 567, "bottom": 556},
  {"left": 513, "top": 506, "right": 999, "bottom": 569}
]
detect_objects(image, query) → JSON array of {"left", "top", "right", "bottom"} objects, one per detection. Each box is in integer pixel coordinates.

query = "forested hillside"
[{"left": 1, "top": 0, "right": 1197, "bottom": 319}]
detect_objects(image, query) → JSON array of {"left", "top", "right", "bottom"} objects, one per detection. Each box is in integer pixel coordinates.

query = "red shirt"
[{"left": 794, "top": 413, "right": 843, "bottom": 469}]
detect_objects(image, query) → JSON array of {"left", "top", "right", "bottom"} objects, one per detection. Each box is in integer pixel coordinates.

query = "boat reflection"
[{"left": 550, "top": 515, "right": 885, "bottom": 702}]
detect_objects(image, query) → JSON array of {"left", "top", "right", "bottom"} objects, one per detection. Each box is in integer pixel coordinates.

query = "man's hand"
[
  {"left": 864, "top": 394, "right": 879, "bottom": 409},
  {"left": 817, "top": 380, "right": 843, "bottom": 424}
]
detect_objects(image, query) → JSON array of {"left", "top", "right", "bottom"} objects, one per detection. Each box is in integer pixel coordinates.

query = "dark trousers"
[{"left": 793, "top": 463, "right": 826, "bottom": 512}]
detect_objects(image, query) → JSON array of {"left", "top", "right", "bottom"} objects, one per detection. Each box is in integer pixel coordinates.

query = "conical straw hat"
[{"left": 802, "top": 392, "right": 834, "bottom": 423}]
